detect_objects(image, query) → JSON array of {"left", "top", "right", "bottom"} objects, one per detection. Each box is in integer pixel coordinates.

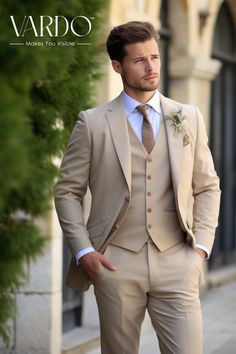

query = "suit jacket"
[{"left": 54, "top": 93, "right": 221, "bottom": 291}]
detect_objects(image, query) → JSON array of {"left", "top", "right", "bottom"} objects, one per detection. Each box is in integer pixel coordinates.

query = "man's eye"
[{"left": 135, "top": 58, "right": 144, "bottom": 63}]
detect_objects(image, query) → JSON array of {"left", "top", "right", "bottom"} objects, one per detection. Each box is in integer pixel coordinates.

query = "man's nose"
[{"left": 145, "top": 58, "right": 154, "bottom": 71}]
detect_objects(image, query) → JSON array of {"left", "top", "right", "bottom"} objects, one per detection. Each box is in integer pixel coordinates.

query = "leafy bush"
[{"left": 0, "top": 0, "right": 108, "bottom": 344}]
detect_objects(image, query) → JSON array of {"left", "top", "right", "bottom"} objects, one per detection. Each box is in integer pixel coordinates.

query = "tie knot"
[{"left": 136, "top": 104, "right": 149, "bottom": 116}]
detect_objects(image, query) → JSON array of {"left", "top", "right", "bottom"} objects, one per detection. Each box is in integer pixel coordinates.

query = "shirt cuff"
[
  {"left": 195, "top": 243, "right": 210, "bottom": 260},
  {"left": 75, "top": 247, "right": 95, "bottom": 265}
]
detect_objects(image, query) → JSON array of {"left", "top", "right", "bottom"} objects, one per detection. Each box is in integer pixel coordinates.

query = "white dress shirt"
[
  {"left": 121, "top": 90, "right": 162, "bottom": 141},
  {"left": 76, "top": 90, "right": 209, "bottom": 262}
]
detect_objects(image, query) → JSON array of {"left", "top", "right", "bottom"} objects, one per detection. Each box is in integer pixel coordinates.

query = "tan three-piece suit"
[{"left": 54, "top": 93, "right": 221, "bottom": 354}]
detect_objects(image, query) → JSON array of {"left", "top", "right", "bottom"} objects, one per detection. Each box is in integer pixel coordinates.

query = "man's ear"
[{"left": 111, "top": 60, "right": 122, "bottom": 74}]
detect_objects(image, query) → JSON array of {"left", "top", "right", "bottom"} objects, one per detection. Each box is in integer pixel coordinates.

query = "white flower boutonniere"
[{"left": 165, "top": 109, "right": 185, "bottom": 135}]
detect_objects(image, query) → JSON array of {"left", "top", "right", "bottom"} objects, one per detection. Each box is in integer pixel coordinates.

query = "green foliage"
[{"left": 0, "top": 0, "right": 108, "bottom": 345}]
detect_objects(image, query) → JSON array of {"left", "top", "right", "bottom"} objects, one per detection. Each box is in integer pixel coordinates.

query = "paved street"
[
  {"left": 87, "top": 281, "right": 236, "bottom": 354},
  {"left": 202, "top": 281, "right": 236, "bottom": 353}
]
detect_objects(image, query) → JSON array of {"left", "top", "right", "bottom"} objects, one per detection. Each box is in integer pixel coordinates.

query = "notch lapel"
[
  {"left": 106, "top": 96, "right": 131, "bottom": 194},
  {"left": 160, "top": 94, "right": 184, "bottom": 196}
]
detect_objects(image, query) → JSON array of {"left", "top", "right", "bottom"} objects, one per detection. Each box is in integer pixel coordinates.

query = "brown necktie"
[{"left": 137, "top": 104, "right": 155, "bottom": 154}]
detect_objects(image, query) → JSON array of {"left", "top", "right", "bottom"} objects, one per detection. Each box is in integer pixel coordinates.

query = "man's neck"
[{"left": 123, "top": 89, "right": 156, "bottom": 103}]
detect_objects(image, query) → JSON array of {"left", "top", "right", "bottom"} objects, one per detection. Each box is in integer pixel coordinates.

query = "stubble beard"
[
  {"left": 140, "top": 80, "right": 159, "bottom": 92},
  {"left": 128, "top": 81, "right": 159, "bottom": 93},
  {"left": 123, "top": 75, "right": 159, "bottom": 93}
]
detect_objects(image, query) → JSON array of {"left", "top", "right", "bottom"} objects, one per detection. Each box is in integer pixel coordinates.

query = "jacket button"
[
  {"left": 147, "top": 192, "right": 151, "bottom": 196},
  {"left": 147, "top": 175, "right": 152, "bottom": 180},
  {"left": 147, "top": 158, "right": 152, "bottom": 163},
  {"left": 148, "top": 224, "right": 152, "bottom": 229},
  {"left": 147, "top": 208, "right": 152, "bottom": 213}
]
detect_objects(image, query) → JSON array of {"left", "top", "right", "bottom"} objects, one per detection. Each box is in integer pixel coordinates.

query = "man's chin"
[{"left": 142, "top": 84, "right": 159, "bottom": 92}]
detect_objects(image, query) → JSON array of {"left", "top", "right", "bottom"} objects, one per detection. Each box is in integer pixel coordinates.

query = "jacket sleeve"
[
  {"left": 192, "top": 107, "right": 221, "bottom": 253},
  {"left": 54, "top": 112, "right": 93, "bottom": 257}
]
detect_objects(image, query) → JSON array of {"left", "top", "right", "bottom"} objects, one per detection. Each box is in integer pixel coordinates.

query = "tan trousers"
[{"left": 94, "top": 241, "right": 204, "bottom": 354}]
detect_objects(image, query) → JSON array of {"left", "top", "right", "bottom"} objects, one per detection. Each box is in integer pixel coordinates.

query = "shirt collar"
[{"left": 121, "top": 90, "right": 162, "bottom": 117}]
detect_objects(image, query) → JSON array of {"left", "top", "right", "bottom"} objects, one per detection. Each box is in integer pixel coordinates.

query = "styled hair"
[{"left": 106, "top": 21, "right": 160, "bottom": 62}]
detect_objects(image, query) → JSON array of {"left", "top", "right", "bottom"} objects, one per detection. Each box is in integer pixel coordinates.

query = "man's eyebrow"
[
  {"left": 133, "top": 53, "right": 160, "bottom": 60},
  {"left": 133, "top": 55, "right": 145, "bottom": 60}
]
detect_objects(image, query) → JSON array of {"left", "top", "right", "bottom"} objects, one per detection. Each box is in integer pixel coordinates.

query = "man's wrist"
[
  {"left": 195, "top": 248, "right": 207, "bottom": 260},
  {"left": 195, "top": 243, "right": 210, "bottom": 260},
  {"left": 75, "top": 247, "right": 95, "bottom": 265}
]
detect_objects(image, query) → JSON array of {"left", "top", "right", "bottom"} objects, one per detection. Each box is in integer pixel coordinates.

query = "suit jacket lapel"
[
  {"left": 106, "top": 95, "right": 131, "bottom": 194},
  {"left": 105, "top": 93, "right": 185, "bottom": 198},
  {"left": 160, "top": 94, "right": 184, "bottom": 196}
]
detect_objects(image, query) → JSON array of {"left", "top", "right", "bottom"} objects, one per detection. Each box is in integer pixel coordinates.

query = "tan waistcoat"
[{"left": 110, "top": 117, "right": 185, "bottom": 252}]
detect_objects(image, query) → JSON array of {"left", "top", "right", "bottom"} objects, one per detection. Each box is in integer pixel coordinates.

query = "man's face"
[{"left": 112, "top": 38, "right": 161, "bottom": 100}]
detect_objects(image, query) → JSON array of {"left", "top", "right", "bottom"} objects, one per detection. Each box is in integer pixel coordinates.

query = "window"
[
  {"left": 159, "top": 0, "right": 171, "bottom": 96},
  {"left": 210, "top": 1, "right": 236, "bottom": 268}
]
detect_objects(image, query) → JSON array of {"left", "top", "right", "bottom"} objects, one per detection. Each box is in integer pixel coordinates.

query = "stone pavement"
[
  {"left": 87, "top": 280, "right": 236, "bottom": 354},
  {"left": 202, "top": 280, "right": 236, "bottom": 353}
]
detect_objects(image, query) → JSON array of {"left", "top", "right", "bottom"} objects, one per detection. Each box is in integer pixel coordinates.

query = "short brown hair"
[{"left": 106, "top": 21, "right": 160, "bottom": 62}]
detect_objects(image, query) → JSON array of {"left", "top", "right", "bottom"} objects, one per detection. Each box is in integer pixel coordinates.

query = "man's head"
[
  {"left": 106, "top": 21, "right": 161, "bottom": 102},
  {"left": 106, "top": 21, "right": 160, "bottom": 62}
]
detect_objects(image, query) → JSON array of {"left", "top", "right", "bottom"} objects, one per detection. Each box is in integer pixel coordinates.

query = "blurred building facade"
[{"left": 1, "top": 0, "right": 236, "bottom": 353}]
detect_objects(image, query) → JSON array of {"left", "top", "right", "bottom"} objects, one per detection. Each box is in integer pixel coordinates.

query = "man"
[{"left": 54, "top": 21, "right": 221, "bottom": 354}]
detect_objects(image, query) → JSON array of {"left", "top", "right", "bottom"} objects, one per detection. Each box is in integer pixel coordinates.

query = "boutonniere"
[{"left": 165, "top": 109, "right": 185, "bottom": 135}]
